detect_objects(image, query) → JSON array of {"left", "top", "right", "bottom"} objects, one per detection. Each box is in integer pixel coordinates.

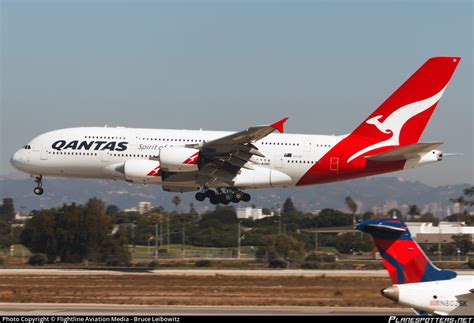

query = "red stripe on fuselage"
[{"left": 296, "top": 150, "right": 405, "bottom": 186}]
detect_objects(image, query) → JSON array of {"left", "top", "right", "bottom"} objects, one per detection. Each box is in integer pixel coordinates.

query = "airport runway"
[
  {"left": 0, "top": 304, "right": 412, "bottom": 316},
  {"left": 0, "top": 268, "right": 390, "bottom": 277},
  {"left": 1, "top": 268, "right": 472, "bottom": 277},
  {"left": 0, "top": 269, "right": 453, "bottom": 315}
]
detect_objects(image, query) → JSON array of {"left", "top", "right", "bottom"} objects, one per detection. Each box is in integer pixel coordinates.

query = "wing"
[
  {"left": 365, "top": 142, "right": 442, "bottom": 162},
  {"left": 196, "top": 117, "right": 289, "bottom": 186},
  {"left": 204, "top": 117, "right": 288, "bottom": 148}
]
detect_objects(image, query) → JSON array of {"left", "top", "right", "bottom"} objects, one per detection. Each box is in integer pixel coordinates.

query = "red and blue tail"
[{"left": 356, "top": 218, "right": 456, "bottom": 284}]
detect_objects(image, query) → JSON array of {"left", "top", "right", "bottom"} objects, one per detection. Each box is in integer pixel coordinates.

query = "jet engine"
[
  {"left": 124, "top": 159, "right": 162, "bottom": 183},
  {"left": 159, "top": 147, "right": 200, "bottom": 172}
]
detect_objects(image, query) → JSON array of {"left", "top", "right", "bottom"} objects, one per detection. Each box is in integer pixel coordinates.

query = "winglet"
[{"left": 271, "top": 117, "right": 289, "bottom": 133}]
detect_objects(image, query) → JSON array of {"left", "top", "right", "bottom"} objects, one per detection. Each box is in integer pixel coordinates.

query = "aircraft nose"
[
  {"left": 10, "top": 150, "right": 24, "bottom": 169},
  {"left": 381, "top": 286, "right": 399, "bottom": 302}
]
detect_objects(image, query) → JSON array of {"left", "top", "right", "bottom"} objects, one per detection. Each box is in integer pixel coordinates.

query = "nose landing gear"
[{"left": 33, "top": 176, "right": 44, "bottom": 195}]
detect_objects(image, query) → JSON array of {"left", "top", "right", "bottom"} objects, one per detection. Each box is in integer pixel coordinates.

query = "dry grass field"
[{"left": 0, "top": 273, "right": 396, "bottom": 307}]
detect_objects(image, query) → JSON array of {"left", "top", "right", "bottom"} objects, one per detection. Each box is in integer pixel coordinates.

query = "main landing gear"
[
  {"left": 33, "top": 175, "right": 44, "bottom": 195},
  {"left": 195, "top": 189, "right": 250, "bottom": 205}
]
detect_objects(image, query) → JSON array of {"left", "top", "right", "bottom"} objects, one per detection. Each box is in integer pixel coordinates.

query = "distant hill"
[{"left": 0, "top": 175, "right": 469, "bottom": 217}]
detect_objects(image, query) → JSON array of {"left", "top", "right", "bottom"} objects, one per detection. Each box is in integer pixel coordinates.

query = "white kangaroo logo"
[{"left": 347, "top": 85, "right": 447, "bottom": 163}]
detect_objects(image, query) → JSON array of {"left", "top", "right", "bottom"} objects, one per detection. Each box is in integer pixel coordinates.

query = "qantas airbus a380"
[{"left": 11, "top": 57, "right": 460, "bottom": 204}]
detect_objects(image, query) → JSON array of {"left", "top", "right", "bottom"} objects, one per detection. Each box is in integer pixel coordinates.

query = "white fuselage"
[
  {"left": 11, "top": 127, "right": 343, "bottom": 190},
  {"left": 396, "top": 276, "right": 474, "bottom": 315}
]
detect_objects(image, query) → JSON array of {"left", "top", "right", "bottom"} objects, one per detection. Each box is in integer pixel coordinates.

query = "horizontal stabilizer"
[
  {"left": 365, "top": 223, "right": 407, "bottom": 234},
  {"left": 366, "top": 142, "right": 442, "bottom": 162}
]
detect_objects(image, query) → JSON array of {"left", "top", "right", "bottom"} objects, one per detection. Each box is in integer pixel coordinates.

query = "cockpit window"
[{"left": 23, "top": 145, "right": 31, "bottom": 149}]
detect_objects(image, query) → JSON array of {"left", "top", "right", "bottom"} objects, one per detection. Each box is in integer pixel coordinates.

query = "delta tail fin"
[{"left": 356, "top": 218, "right": 456, "bottom": 284}]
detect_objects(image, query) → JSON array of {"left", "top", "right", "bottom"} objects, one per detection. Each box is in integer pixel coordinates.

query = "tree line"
[{"left": 0, "top": 186, "right": 473, "bottom": 266}]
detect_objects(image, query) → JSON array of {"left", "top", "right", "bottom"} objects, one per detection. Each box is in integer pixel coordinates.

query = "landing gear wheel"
[
  {"left": 210, "top": 196, "right": 220, "bottom": 205},
  {"left": 33, "top": 175, "right": 44, "bottom": 196},
  {"left": 241, "top": 193, "right": 251, "bottom": 202},
  {"left": 204, "top": 190, "right": 216, "bottom": 198},
  {"left": 195, "top": 192, "right": 205, "bottom": 201},
  {"left": 34, "top": 187, "right": 44, "bottom": 195},
  {"left": 231, "top": 197, "right": 240, "bottom": 203},
  {"left": 224, "top": 192, "right": 233, "bottom": 202},
  {"left": 234, "top": 191, "right": 243, "bottom": 200},
  {"left": 215, "top": 194, "right": 230, "bottom": 205}
]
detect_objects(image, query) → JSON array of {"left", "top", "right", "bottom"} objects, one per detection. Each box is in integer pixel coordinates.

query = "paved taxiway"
[{"left": 0, "top": 304, "right": 412, "bottom": 316}]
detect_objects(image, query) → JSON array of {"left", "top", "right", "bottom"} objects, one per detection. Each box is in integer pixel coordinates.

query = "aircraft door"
[
  {"left": 330, "top": 157, "right": 339, "bottom": 172},
  {"left": 40, "top": 146, "right": 48, "bottom": 160},
  {"left": 304, "top": 140, "right": 312, "bottom": 152},
  {"left": 275, "top": 153, "right": 283, "bottom": 168},
  {"left": 101, "top": 151, "right": 110, "bottom": 162}
]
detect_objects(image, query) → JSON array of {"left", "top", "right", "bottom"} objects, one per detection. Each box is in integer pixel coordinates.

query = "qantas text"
[{"left": 51, "top": 140, "right": 128, "bottom": 152}]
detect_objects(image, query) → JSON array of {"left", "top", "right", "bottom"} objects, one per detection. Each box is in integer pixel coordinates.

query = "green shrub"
[
  {"left": 255, "top": 248, "right": 266, "bottom": 261},
  {"left": 28, "top": 253, "right": 47, "bottom": 266},
  {"left": 468, "top": 258, "right": 474, "bottom": 269},
  {"left": 268, "top": 259, "right": 287, "bottom": 268},
  {"left": 105, "top": 257, "right": 129, "bottom": 267},
  {"left": 301, "top": 261, "right": 321, "bottom": 269},
  {"left": 304, "top": 253, "right": 336, "bottom": 263},
  {"left": 304, "top": 253, "right": 319, "bottom": 262},
  {"left": 195, "top": 259, "right": 213, "bottom": 267},
  {"left": 148, "top": 260, "right": 160, "bottom": 268}
]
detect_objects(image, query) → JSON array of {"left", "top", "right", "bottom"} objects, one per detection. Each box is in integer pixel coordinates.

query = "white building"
[
  {"left": 407, "top": 221, "right": 474, "bottom": 244},
  {"left": 138, "top": 201, "right": 151, "bottom": 214},
  {"left": 385, "top": 200, "right": 399, "bottom": 212},
  {"left": 11, "top": 212, "right": 32, "bottom": 228},
  {"left": 372, "top": 204, "right": 385, "bottom": 215},
  {"left": 14, "top": 212, "right": 32, "bottom": 223},
  {"left": 236, "top": 207, "right": 273, "bottom": 220}
]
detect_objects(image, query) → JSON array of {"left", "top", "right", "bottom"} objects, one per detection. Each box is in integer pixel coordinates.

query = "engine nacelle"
[
  {"left": 124, "top": 159, "right": 162, "bottom": 183},
  {"left": 160, "top": 147, "right": 200, "bottom": 172},
  {"left": 404, "top": 149, "right": 443, "bottom": 169}
]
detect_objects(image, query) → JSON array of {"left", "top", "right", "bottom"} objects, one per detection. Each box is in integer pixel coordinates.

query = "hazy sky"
[{"left": 1, "top": 0, "right": 472, "bottom": 186}]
